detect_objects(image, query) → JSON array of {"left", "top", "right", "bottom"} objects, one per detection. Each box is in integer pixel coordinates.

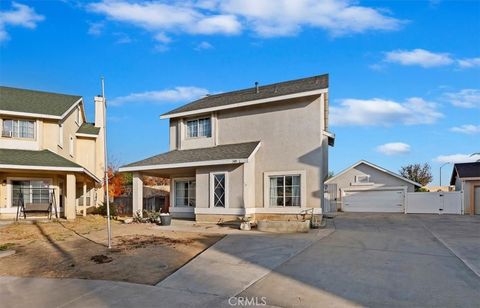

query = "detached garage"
[{"left": 325, "top": 160, "right": 421, "bottom": 213}]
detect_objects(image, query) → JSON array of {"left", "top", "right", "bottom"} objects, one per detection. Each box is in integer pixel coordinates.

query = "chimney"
[
  {"left": 255, "top": 81, "right": 259, "bottom": 94},
  {"left": 94, "top": 95, "right": 106, "bottom": 128}
]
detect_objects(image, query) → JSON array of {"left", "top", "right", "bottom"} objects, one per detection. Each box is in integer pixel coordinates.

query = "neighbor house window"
[
  {"left": 174, "top": 179, "right": 196, "bottom": 207},
  {"left": 269, "top": 175, "right": 301, "bottom": 207},
  {"left": 12, "top": 180, "right": 50, "bottom": 206},
  {"left": 58, "top": 123, "right": 64, "bottom": 147},
  {"left": 69, "top": 135, "right": 74, "bottom": 157},
  {"left": 186, "top": 118, "right": 211, "bottom": 138},
  {"left": 210, "top": 173, "right": 227, "bottom": 208},
  {"left": 354, "top": 175, "right": 370, "bottom": 184},
  {"left": 2, "top": 119, "right": 35, "bottom": 139}
]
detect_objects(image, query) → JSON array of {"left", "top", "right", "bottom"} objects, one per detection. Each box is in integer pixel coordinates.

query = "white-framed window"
[
  {"left": 58, "top": 123, "right": 64, "bottom": 148},
  {"left": 69, "top": 135, "right": 74, "bottom": 157},
  {"left": 174, "top": 179, "right": 196, "bottom": 207},
  {"left": 210, "top": 172, "right": 228, "bottom": 208},
  {"left": 75, "top": 106, "right": 81, "bottom": 125},
  {"left": 186, "top": 117, "right": 211, "bottom": 138},
  {"left": 11, "top": 179, "right": 51, "bottom": 207},
  {"left": 354, "top": 175, "right": 370, "bottom": 184},
  {"left": 269, "top": 175, "right": 301, "bottom": 207},
  {"left": 1, "top": 119, "right": 35, "bottom": 139}
]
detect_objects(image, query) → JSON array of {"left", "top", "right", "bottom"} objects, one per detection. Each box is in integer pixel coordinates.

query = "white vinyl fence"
[{"left": 406, "top": 192, "right": 463, "bottom": 214}]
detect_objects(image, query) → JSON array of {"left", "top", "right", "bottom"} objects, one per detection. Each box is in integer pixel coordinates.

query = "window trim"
[
  {"left": 185, "top": 117, "right": 212, "bottom": 139},
  {"left": 58, "top": 123, "right": 64, "bottom": 148},
  {"left": 6, "top": 177, "right": 52, "bottom": 208},
  {"left": 264, "top": 170, "right": 307, "bottom": 208},
  {"left": 172, "top": 177, "right": 196, "bottom": 208},
  {"left": 69, "top": 135, "right": 74, "bottom": 157},
  {"left": 209, "top": 171, "right": 229, "bottom": 208},
  {"left": 1, "top": 118, "right": 36, "bottom": 140}
]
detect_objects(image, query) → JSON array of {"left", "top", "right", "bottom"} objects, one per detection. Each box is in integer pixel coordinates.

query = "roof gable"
[
  {"left": 326, "top": 160, "right": 422, "bottom": 187},
  {"left": 450, "top": 162, "right": 480, "bottom": 184},
  {"left": 0, "top": 86, "right": 82, "bottom": 118},
  {"left": 161, "top": 74, "right": 328, "bottom": 118}
]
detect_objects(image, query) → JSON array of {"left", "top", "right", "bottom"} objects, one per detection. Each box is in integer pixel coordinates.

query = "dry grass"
[{"left": 0, "top": 216, "right": 223, "bottom": 285}]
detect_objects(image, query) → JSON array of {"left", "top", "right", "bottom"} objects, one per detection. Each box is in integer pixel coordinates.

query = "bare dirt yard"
[{"left": 0, "top": 216, "right": 223, "bottom": 285}]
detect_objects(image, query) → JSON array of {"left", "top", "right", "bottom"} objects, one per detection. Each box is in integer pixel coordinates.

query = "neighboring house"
[
  {"left": 325, "top": 160, "right": 421, "bottom": 213},
  {"left": 450, "top": 162, "right": 480, "bottom": 215},
  {"left": 119, "top": 74, "right": 334, "bottom": 223},
  {"left": 0, "top": 86, "right": 106, "bottom": 219}
]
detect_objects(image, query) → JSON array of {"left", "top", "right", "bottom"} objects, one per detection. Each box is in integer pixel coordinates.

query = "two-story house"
[
  {"left": 119, "top": 75, "right": 334, "bottom": 223},
  {"left": 0, "top": 86, "right": 106, "bottom": 220}
]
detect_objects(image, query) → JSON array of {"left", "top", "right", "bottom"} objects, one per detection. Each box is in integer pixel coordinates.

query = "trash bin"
[{"left": 160, "top": 213, "right": 171, "bottom": 226}]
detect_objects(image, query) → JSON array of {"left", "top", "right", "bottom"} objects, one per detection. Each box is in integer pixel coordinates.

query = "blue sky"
[{"left": 1, "top": 0, "right": 479, "bottom": 185}]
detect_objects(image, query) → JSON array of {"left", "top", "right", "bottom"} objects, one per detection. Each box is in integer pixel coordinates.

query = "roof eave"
[
  {"left": 160, "top": 88, "right": 328, "bottom": 119},
  {"left": 119, "top": 158, "right": 249, "bottom": 173}
]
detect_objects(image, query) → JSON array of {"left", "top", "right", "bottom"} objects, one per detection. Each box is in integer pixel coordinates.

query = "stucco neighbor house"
[
  {"left": 0, "top": 86, "right": 106, "bottom": 220},
  {"left": 450, "top": 162, "right": 480, "bottom": 215},
  {"left": 325, "top": 160, "right": 421, "bottom": 213},
  {"left": 119, "top": 74, "right": 334, "bottom": 223}
]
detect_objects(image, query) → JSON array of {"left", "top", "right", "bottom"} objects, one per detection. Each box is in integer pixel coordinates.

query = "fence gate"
[{"left": 406, "top": 192, "right": 463, "bottom": 214}]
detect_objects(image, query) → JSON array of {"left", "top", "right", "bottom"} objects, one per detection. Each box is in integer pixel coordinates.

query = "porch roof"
[
  {"left": 0, "top": 149, "right": 101, "bottom": 182},
  {"left": 119, "top": 141, "right": 261, "bottom": 172}
]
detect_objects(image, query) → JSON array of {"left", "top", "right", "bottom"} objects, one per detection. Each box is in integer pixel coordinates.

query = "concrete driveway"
[{"left": 239, "top": 213, "right": 480, "bottom": 307}]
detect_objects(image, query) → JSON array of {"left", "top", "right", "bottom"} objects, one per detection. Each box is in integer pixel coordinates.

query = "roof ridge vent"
[
  {"left": 274, "top": 85, "right": 278, "bottom": 93},
  {"left": 255, "top": 81, "right": 259, "bottom": 94},
  {"left": 315, "top": 76, "right": 320, "bottom": 84}
]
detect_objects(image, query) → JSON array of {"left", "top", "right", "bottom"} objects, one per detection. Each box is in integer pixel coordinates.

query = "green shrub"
[{"left": 94, "top": 202, "right": 117, "bottom": 217}]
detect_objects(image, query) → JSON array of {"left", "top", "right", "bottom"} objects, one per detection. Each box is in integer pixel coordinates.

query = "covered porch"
[
  {"left": 119, "top": 141, "right": 261, "bottom": 221},
  {"left": 0, "top": 149, "right": 102, "bottom": 220}
]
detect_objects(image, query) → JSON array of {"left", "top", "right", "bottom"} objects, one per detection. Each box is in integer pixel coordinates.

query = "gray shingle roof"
[
  {"left": 450, "top": 162, "right": 480, "bottom": 184},
  {"left": 0, "top": 149, "right": 83, "bottom": 168},
  {"left": 122, "top": 141, "right": 260, "bottom": 169},
  {"left": 0, "top": 86, "right": 81, "bottom": 117},
  {"left": 161, "top": 74, "right": 328, "bottom": 117},
  {"left": 77, "top": 123, "right": 100, "bottom": 135}
]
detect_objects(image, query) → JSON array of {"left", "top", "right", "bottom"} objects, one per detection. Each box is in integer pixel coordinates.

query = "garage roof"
[
  {"left": 450, "top": 162, "right": 480, "bottom": 184},
  {"left": 326, "top": 160, "right": 422, "bottom": 187}
]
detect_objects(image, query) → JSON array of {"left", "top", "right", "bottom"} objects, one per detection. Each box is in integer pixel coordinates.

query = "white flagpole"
[{"left": 102, "top": 77, "right": 112, "bottom": 249}]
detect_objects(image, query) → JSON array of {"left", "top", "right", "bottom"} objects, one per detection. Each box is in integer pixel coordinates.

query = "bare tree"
[{"left": 399, "top": 163, "right": 433, "bottom": 186}]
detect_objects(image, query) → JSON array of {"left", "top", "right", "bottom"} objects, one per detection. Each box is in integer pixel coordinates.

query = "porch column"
[
  {"left": 65, "top": 173, "right": 76, "bottom": 220},
  {"left": 83, "top": 181, "right": 87, "bottom": 217},
  {"left": 132, "top": 172, "right": 143, "bottom": 217},
  {"left": 90, "top": 187, "right": 95, "bottom": 207}
]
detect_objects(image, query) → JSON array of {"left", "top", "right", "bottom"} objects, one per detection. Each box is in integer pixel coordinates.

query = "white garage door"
[{"left": 343, "top": 189, "right": 405, "bottom": 213}]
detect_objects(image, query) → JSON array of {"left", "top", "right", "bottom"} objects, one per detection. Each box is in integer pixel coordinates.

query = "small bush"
[
  {"left": 0, "top": 243, "right": 14, "bottom": 251},
  {"left": 416, "top": 187, "right": 429, "bottom": 192},
  {"left": 94, "top": 203, "right": 118, "bottom": 217}
]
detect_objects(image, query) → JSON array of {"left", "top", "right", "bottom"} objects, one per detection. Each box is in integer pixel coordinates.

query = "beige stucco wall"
[
  {"left": 327, "top": 163, "right": 416, "bottom": 200},
  {"left": 76, "top": 138, "right": 96, "bottom": 173},
  {"left": 216, "top": 95, "right": 325, "bottom": 209},
  {"left": 195, "top": 164, "right": 244, "bottom": 209}
]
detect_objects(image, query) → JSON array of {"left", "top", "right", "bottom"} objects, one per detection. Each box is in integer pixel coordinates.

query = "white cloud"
[
  {"left": 87, "top": 0, "right": 403, "bottom": 43},
  {"left": 444, "top": 89, "right": 480, "bottom": 108},
  {"left": 450, "top": 124, "right": 480, "bottom": 135},
  {"left": 195, "top": 41, "right": 213, "bottom": 50},
  {"left": 384, "top": 49, "right": 453, "bottom": 68},
  {"left": 110, "top": 86, "right": 209, "bottom": 106},
  {"left": 457, "top": 57, "right": 480, "bottom": 68},
  {"left": 376, "top": 142, "right": 411, "bottom": 155},
  {"left": 218, "top": 0, "right": 403, "bottom": 37},
  {"left": 88, "top": 1, "right": 241, "bottom": 43},
  {"left": 434, "top": 154, "right": 480, "bottom": 164},
  {"left": 0, "top": 2, "right": 44, "bottom": 42},
  {"left": 330, "top": 97, "right": 443, "bottom": 126}
]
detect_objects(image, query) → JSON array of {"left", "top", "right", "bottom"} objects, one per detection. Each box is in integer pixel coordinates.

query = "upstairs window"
[
  {"left": 69, "top": 135, "right": 74, "bottom": 157},
  {"left": 2, "top": 119, "right": 35, "bottom": 139},
  {"left": 58, "top": 123, "right": 64, "bottom": 148},
  {"left": 187, "top": 117, "right": 211, "bottom": 138}
]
